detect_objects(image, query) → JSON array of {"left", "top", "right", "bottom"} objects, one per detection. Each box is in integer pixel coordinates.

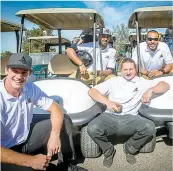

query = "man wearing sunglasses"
[
  {"left": 132, "top": 30, "right": 173, "bottom": 78},
  {"left": 66, "top": 28, "right": 117, "bottom": 84}
]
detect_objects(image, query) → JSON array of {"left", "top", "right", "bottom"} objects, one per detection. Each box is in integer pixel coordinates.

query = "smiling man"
[
  {"left": 87, "top": 58, "right": 170, "bottom": 168},
  {"left": 66, "top": 28, "right": 117, "bottom": 84},
  {"left": 132, "top": 30, "right": 173, "bottom": 78},
  {"left": 0, "top": 53, "right": 87, "bottom": 171}
]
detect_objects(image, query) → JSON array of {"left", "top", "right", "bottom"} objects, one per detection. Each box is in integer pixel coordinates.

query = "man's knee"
[
  {"left": 143, "top": 120, "right": 156, "bottom": 136},
  {"left": 87, "top": 120, "right": 102, "bottom": 137}
]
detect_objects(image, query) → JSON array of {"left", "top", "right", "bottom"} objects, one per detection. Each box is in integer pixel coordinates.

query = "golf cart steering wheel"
[{"left": 71, "top": 50, "right": 93, "bottom": 68}]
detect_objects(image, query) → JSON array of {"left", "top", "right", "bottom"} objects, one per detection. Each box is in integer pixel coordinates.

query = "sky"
[{"left": 1, "top": 0, "right": 172, "bottom": 52}]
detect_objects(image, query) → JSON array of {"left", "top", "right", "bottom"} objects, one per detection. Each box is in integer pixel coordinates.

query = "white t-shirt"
[
  {"left": 132, "top": 42, "right": 173, "bottom": 71},
  {"left": 0, "top": 80, "right": 53, "bottom": 148},
  {"left": 93, "top": 76, "right": 158, "bottom": 115},
  {"left": 77, "top": 41, "right": 116, "bottom": 72}
]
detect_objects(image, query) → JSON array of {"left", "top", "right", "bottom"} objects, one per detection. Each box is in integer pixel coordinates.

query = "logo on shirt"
[
  {"left": 133, "top": 88, "right": 138, "bottom": 92},
  {"left": 26, "top": 98, "right": 32, "bottom": 104},
  {"left": 159, "top": 54, "right": 163, "bottom": 58}
]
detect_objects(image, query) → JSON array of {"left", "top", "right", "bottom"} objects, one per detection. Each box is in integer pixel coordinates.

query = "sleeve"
[
  {"left": 163, "top": 43, "right": 173, "bottom": 64},
  {"left": 106, "top": 48, "right": 117, "bottom": 69},
  {"left": 132, "top": 47, "right": 138, "bottom": 65},
  {"left": 32, "top": 83, "right": 53, "bottom": 111},
  {"left": 93, "top": 77, "right": 117, "bottom": 96}
]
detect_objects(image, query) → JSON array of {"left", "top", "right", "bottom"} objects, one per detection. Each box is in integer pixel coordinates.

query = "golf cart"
[
  {"left": 128, "top": 6, "right": 173, "bottom": 148},
  {"left": 16, "top": 8, "right": 106, "bottom": 158},
  {"left": 0, "top": 19, "right": 26, "bottom": 80},
  {"left": 28, "top": 36, "right": 71, "bottom": 79}
]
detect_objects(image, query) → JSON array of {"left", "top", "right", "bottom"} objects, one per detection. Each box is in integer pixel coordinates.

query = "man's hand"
[
  {"left": 79, "top": 64, "right": 87, "bottom": 75},
  {"left": 47, "top": 132, "right": 61, "bottom": 157},
  {"left": 141, "top": 69, "right": 148, "bottom": 75},
  {"left": 148, "top": 70, "right": 163, "bottom": 78},
  {"left": 142, "top": 88, "right": 153, "bottom": 104},
  {"left": 31, "top": 154, "right": 51, "bottom": 170},
  {"left": 106, "top": 101, "right": 121, "bottom": 112}
]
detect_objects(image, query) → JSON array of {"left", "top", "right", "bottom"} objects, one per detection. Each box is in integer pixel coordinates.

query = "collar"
[
  {"left": 122, "top": 76, "right": 139, "bottom": 83},
  {"left": 1, "top": 78, "right": 25, "bottom": 100},
  {"left": 145, "top": 42, "right": 160, "bottom": 52}
]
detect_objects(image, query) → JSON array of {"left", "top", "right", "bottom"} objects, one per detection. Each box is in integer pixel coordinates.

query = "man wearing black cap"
[
  {"left": 66, "top": 28, "right": 117, "bottom": 84},
  {"left": 0, "top": 53, "right": 88, "bottom": 171}
]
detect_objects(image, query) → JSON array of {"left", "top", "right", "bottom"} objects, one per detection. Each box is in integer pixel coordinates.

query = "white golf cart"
[
  {"left": 16, "top": 8, "right": 106, "bottom": 158},
  {"left": 128, "top": 6, "right": 173, "bottom": 149}
]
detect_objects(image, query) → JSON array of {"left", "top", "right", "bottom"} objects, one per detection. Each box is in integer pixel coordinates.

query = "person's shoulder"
[
  {"left": 158, "top": 41, "right": 169, "bottom": 49},
  {"left": 24, "top": 81, "right": 37, "bottom": 91},
  {"left": 108, "top": 47, "right": 116, "bottom": 52},
  {"left": 140, "top": 41, "right": 147, "bottom": 48}
]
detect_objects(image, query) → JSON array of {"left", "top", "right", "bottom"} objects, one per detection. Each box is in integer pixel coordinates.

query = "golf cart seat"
[
  {"left": 48, "top": 54, "right": 78, "bottom": 75},
  {"left": 139, "top": 104, "right": 173, "bottom": 126},
  {"left": 33, "top": 78, "right": 105, "bottom": 126},
  {"left": 139, "top": 75, "right": 173, "bottom": 139}
]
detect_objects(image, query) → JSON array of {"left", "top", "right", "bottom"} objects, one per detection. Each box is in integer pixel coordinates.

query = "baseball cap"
[
  {"left": 7, "top": 53, "right": 32, "bottom": 71},
  {"left": 99, "top": 28, "right": 111, "bottom": 35}
]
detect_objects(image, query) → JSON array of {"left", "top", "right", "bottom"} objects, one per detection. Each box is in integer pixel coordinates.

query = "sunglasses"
[{"left": 147, "top": 37, "right": 159, "bottom": 41}]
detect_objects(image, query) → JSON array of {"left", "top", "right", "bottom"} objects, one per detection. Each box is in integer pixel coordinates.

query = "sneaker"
[
  {"left": 123, "top": 144, "right": 136, "bottom": 164},
  {"left": 103, "top": 148, "right": 116, "bottom": 168}
]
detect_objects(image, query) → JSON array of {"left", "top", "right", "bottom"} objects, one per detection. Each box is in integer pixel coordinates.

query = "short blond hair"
[{"left": 120, "top": 58, "right": 137, "bottom": 70}]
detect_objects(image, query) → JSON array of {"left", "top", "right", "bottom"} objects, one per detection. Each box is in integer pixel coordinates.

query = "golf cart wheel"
[
  {"left": 80, "top": 126, "right": 102, "bottom": 158},
  {"left": 140, "top": 134, "right": 156, "bottom": 153}
]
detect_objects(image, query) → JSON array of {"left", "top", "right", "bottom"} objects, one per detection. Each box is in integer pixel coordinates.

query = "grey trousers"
[
  {"left": 1, "top": 115, "right": 75, "bottom": 171},
  {"left": 87, "top": 113, "right": 156, "bottom": 156}
]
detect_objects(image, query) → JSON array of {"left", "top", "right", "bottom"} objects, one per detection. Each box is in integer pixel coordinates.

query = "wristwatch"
[{"left": 160, "top": 69, "right": 166, "bottom": 75}]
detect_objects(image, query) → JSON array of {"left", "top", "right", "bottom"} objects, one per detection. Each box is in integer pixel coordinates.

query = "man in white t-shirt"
[
  {"left": 66, "top": 28, "right": 117, "bottom": 84},
  {"left": 0, "top": 53, "right": 87, "bottom": 171},
  {"left": 87, "top": 58, "right": 170, "bottom": 168},
  {"left": 132, "top": 30, "right": 173, "bottom": 78}
]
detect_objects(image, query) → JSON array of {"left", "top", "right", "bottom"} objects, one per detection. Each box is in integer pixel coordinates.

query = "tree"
[
  {"left": 0, "top": 51, "right": 12, "bottom": 58},
  {"left": 22, "top": 26, "right": 54, "bottom": 53},
  {"left": 112, "top": 23, "right": 130, "bottom": 60}
]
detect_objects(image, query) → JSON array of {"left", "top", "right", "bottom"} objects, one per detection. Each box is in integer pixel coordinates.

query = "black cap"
[{"left": 8, "top": 53, "right": 32, "bottom": 71}]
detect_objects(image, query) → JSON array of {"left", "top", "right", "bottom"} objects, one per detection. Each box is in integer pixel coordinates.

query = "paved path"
[{"left": 76, "top": 137, "right": 173, "bottom": 171}]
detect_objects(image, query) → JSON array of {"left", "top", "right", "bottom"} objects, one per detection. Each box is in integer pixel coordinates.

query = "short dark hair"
[
  {"left": 120, "top": 58, "right": 137, "bottom": 70},
  {"left": 147, "top": 30, "right": 159, "bottom": 37}
]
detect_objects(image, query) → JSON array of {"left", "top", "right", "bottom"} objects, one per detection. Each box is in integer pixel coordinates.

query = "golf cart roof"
[
  {"left": 128, "top": 6, "right": 173, "bottom": 28},
  {"left": 16, "top": 8, "right": 105, "bottom": 30},
  {"left": 0, "top": 19, "right": 26, "bottom": 32},
  {"left": 28, "top": 36, "right": 70, "bottom": 44}
]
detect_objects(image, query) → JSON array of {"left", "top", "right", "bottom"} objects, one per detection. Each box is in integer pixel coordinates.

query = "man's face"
[
  {"left": 146, "top": 32, "right": 159, "bottom": 51},
  {"left": 5, "top": 68, "right": 30, "bottom": 91},
  {"left": 99, "top": 34, "right": 110, "bottom": 47},
  {"left": 121, "top": 62, "right": 137, "bottom": 81}
]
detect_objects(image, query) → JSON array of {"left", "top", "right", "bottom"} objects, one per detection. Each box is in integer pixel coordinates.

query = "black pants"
[
  {"left": 1, "top": 115, "right": 75, "bottom": 171},
  {"left": 87, "top": 113, "right": 156, "bottom": 157}
]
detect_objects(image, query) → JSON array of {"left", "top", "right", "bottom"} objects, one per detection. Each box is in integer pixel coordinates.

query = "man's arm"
[
  {"left": 142, "top": 81, "right": 170, "bottom": 104},
  {"left": 88, "top": 88, "right": 121, "bottom": 112},
  {"left": 1, "top": 147, "right": 50, "bottom": 170},
  {"left": 46, "top": 101, "right": 64, "bottom": 156},
  {"left": 1, "top": 147, "right": 32, "bottom": 166},
  {"left": 66, "top": 47, "right": 87, "bottom": 74}
]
